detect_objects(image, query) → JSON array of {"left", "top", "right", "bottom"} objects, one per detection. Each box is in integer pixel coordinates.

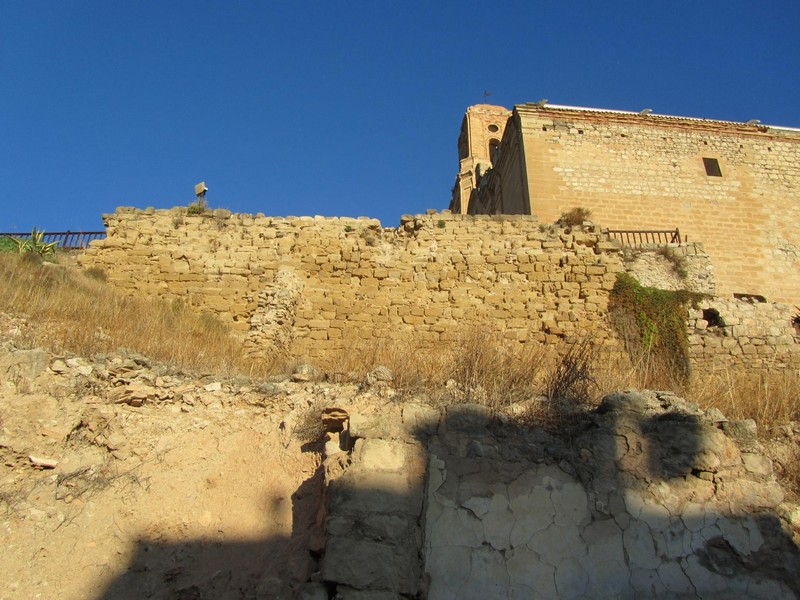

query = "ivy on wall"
[{"left": 609, "top": 273, "right": 706, "bottom": 380}]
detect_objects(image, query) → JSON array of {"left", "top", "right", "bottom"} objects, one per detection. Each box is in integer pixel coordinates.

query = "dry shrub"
[
  {"left": 317, "top": 336, "right": 449, "bottom": 390},
  {"left": 291, "top": 401, "right": 328, "bottom": 444},
  {"left": 778, "top": 448, "right": 800, "bottom": 502},
  {"left": 316, "top": 326, "right": 612, "bottom": 413},
  {"left": 542, "top": 337, "right": 596, "bottom": 403},
  {"left": 315, "top": 324, "right": 547, "bottom": 408},
  {"left": 594, "top": 343, "right": 690, "bottom": 397},
  {"left": 0, "top": 253, "right": 277, "bottom": 378},
  {"left": 559, "top": 207, "right": 592, "bottom": 227},
  {"left": 449, "top": 326, "right": 547, "bottom": 407}
]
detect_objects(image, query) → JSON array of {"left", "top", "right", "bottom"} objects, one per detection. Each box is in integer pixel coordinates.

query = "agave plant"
[{"left": 11, "top": 228, "right": 59, "bottom": 257}]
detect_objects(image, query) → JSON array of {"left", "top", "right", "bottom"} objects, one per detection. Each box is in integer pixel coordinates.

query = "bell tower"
[{"left": 450, "top": 104, "right": 511, "bottom": 214}]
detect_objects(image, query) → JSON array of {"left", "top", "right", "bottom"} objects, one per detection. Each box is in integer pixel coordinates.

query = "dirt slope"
[{"left": 0, "top": 342, "right": 330, "bottom": 600}]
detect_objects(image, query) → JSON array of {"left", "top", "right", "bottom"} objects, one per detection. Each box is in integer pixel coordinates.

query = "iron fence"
[{"left": 0, "top": 231, "right": 106, "bottom": 250}]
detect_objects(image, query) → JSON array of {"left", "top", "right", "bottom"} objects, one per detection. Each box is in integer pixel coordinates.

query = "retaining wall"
[
  {"left": 78, "top": 207, "right": 800, "bottom": 371},
  {"left": 79, "top": 208, "right": 626, "bottom": 358}
]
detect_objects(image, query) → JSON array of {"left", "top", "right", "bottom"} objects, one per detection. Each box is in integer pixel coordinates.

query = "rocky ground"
[
  {"left": 0, "top": 314, "right": 361, "bottom": 599},
  {"left": 2, "top": 310, "right": 799, "bottom": 599}
]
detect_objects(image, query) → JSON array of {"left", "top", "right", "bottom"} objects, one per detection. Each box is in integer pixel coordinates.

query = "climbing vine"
[{"left": 609, "top": 273, "right": 706, "bottom": 380}]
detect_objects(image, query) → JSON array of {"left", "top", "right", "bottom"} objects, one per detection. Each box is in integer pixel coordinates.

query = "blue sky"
[{"left": 2, "top": 1, "right": 799, "bottom": 232}]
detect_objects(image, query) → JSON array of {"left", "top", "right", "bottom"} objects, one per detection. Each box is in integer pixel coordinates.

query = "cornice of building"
[{"left": 514, "top": 102, "right": 800, "bottom": 136}]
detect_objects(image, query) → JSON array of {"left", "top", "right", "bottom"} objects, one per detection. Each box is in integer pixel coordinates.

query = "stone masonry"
[
  {"left": 79, "top": 207, "right": 800, "bottom": 373},
  {"left": 79, "top": 208, "right": 626, "bottom": 358},
  {"left": 689, "top": 298, "right": 800, "bottom": 372},
  {"left": 460, "top": 103, "right": 800, "bottom": 305},
  {"left": 306, "top": 391, "right": 800, "bottom": 599}
]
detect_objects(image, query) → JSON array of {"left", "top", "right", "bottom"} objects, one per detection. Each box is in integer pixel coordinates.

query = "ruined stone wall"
[
  {"left": 689, "top": 298, "right": 800, "bottom": 372},
  {"left": 622, "top": 242, "right": 716, "bottom": 296},
  {"left": 79, "top": 207, "right": 800, "bottom": 371},
  {"left": 79, "top": 208, "right": 627, "bottom": 359},
  {"left": 513, "top": 105, "right": 800, "bottom": 304},
  {"left": 309, "top": 391, "right": 800, "bottom": 598},
  {"left": 619, "top": 245, "right": 800, "bottom": 372}
]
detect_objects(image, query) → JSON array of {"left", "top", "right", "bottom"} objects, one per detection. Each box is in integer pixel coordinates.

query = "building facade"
[{"left": 450, "top": 102, "right": 800, "bottom": 304}]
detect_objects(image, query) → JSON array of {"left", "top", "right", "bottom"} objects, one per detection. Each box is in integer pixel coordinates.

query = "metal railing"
[
  {"left": 0, "top": 231, "right": 106, "bottom": 250},
  {"left": 606, "top": 228, "right": 684, "bottom": 245}
]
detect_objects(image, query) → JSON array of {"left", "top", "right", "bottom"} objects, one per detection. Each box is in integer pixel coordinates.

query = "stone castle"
[
  {"left": 66, "top": 103, "right": 800, "bottom": 598},
  {"left": 450, "top": 103, "right": 800, "bottom": 305},
  {"left": 75, "top": 101, "right": 800, "bottom": 373}
]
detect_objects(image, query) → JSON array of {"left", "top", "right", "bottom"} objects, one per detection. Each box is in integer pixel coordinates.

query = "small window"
[
  {"left": 489, "top": 139, "right": 500, "bottom": 162},
  {"left": 488, "top": 124, "right": 499, "bottom": 133},
  {"left": 733, "top": 293, "right": 767, "bottom": 303},
  {"left": 703, "top": 157, "right": 722, "bottom": 177}
]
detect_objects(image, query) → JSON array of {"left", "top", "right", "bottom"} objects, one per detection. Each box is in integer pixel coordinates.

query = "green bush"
[
  {"left": 0, "top": 236, "right": 18, "bottom": 253},
  {"left": 4, "top": 229, "right": 58, "bottom": 258}
]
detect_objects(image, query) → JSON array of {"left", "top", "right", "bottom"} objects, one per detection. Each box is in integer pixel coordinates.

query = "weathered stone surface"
[
  {"left": 353, "top": 439, "right": 406, "bottom": 472},
  {"left": 507, "top": 549, "right": 557, "bottom": 599},
  {"left": 425, "top": 545, "right": 471, "bottom": 599},
  {"left": 723, "top": 419, "right": 760, "bottom": 452},
  {"left": 349, "top": 414, "right": 396, "bottom": 440},
  {"left": 328, "top": 470, "right": 423, "bottom": 517},
  {"left": 297, "top": 582, "right": 328, "bottom": 600},
  {"left": 599, "top": 389, "right": 650, "bottom": 414},
  {"left": 420, "top": 393, "right": 799, "bottom": 600},
  {"left": 443, "top": 404, "right": 492, "bottom": 433},
  {"left": 460, "top": 545, "right": 510, "bottom": 599},
  {"left": 742, "top": 453, "right": 774, "bottom": 478},
  {"left": 401, "top": 403, "right": 440, "bottom": 436},
  {"left": 322, "top": 537, "right": 420, "bottom": 595},
  {"left": 334, "top": 586, "right": 404, "bottom": 600},
  {"left": 426, "top": 504, "right": 483, "bottom": 548},
  {"left": 0, "top": 348, "right": 49, "bottom": 383},
  {"left": 718, "top": 478, "right": 785, "bottom": 509}
]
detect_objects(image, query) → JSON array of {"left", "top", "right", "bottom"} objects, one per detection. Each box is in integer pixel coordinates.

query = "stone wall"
[
  {"left": 622, "top": 242, "right": 715, "bottom": 296},
  {"left": 79, "top": 207, "right": 800, "bottom": 371},
  {"left": 79, "top": 208, "right": 628, "bottom": 359},
  {"left": 689, "top": 298, "right": 800, "bottom": 372},
  {"left": 306, "top": 391, "right": 800, "bottom": 598}
]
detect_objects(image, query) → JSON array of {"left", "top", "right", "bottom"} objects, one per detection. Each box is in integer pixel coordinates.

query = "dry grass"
[
  {"left": 688, "top": 367, "right": 800, "bottom": 428},
  {"left": 591, "top": 345, "right": 800, "bottom": 430},
  {"left": 3, "top": 251, "right": 798, "bottom": 431},
  {"left": 0, "top": 252, "right": 278, "bottom": 378},
  {"left": 317, "top": 324, "right": 596, "bottom": 411}
]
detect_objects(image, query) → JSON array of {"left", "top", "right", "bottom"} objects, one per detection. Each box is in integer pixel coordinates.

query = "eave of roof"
[{"left": 515, "top": 102, "right": 800, "bottom": 133}]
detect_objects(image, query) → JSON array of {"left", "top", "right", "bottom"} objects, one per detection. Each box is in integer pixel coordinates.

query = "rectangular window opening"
[{"left": 703, "top": 157, "right": 722, "bottom": 177}]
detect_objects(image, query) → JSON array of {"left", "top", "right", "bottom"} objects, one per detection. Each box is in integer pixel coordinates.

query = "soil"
[{"left": 0, "top": 343, "right": 330, "bottom": 600}]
